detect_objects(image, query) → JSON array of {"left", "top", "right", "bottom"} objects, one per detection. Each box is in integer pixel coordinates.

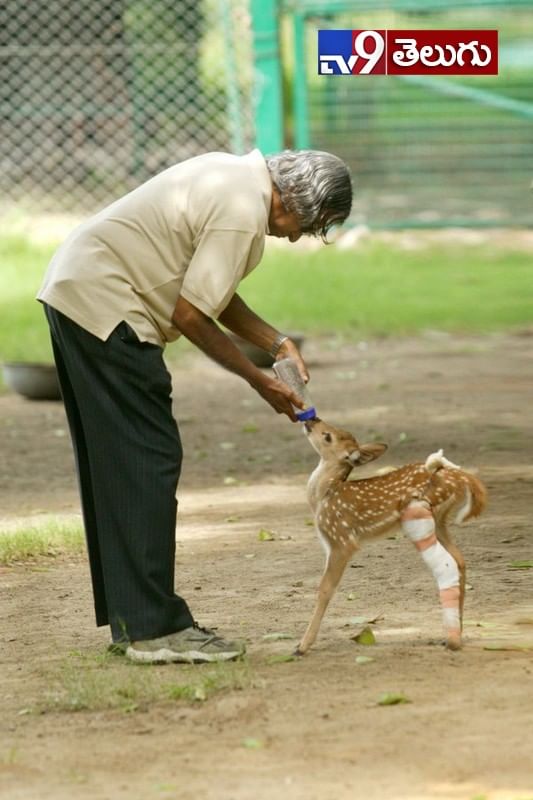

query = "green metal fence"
[{"left": 282, "top": 0, "right": 533, "bottom": 227}]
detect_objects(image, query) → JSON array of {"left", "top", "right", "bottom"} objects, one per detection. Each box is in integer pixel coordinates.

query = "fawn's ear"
[{"left": 350, "top": 442, "right": 388, "bottom": 465}]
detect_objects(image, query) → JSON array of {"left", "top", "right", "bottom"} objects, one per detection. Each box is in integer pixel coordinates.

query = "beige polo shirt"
[{"left": 37, "top": 149, "right": 272, "bottom": 347}]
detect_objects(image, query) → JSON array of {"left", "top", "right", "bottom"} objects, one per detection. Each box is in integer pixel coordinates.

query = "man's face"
[{"left": 268, "top": 189, "right": 303, "bottom": 242}]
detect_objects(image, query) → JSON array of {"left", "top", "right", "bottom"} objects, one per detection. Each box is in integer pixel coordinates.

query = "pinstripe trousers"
[{"left": 44, "top": 305, "right": 194, "bottom": 643}]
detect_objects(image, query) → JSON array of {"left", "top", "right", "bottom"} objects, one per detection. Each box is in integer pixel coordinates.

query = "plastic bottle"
[{"left": 273, "top": 357, "right": 317, "bottom": 421}]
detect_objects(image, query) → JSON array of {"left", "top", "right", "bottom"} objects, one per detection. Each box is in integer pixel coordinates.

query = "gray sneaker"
[{"left": 125, "top": 623, "right": 245, "bottom": 664}]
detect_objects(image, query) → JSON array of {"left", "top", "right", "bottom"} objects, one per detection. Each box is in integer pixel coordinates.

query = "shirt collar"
[{"left": 243, "top": 149, "right": 272, "bottom": 232}]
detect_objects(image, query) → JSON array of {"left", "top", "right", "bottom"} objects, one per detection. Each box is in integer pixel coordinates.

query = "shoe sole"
[{"left": 125, "top": 646, "right": 244, "bottom": 664}]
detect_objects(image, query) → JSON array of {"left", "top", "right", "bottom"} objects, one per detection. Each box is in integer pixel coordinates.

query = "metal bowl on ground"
[
  {"left": 2, "top": 362, "right": 62, "bottom": 401},
  {"left": 228, "top": 332, "right": 306, "bottom": 368}
]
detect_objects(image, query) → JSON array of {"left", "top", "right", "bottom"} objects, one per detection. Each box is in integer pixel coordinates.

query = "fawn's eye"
[{"left": 322, "top": 432, "right": 332, "bottom": 443}]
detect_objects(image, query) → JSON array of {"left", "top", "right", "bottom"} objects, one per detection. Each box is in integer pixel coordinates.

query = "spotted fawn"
[{"left": 296, "top": 418, "right": 487, "bottom": 655}]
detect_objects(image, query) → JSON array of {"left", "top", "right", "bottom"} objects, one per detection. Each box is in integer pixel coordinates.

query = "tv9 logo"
[
  {"left": 319, "top": 30, "right": 386, "bottom": 75},
  {"left": 318, "top": 29, "right": 498, "bottom": 75}
]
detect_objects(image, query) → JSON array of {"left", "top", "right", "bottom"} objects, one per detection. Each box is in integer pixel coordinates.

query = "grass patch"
[
  {"left": 0, "top": 519, "right": 85, "bottom": 565},
  {"left": 0, "top": 235, "right": 56, "bottom": 364},
  {"left": 240, "top": 241, "right": 533, "bottom": 335},
  {"left": 1, "top": 233, "right": 532, "bottom": 372},
  {"left": 38, "top": 650, "right": 252, "bottom": 713}
]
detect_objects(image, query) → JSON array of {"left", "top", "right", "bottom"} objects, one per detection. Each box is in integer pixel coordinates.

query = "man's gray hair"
[{"left": 266, "top": 150, "right": 352, "bottom": 240}]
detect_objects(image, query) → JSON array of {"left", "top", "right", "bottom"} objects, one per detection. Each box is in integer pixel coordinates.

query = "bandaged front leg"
[{"left": 401, "top": 501, "right": 461, "bottom": 649}]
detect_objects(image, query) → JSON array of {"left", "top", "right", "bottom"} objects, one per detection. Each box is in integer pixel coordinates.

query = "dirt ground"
[{"left": 1, "top": 332, "right": 532, "bottom": 800}]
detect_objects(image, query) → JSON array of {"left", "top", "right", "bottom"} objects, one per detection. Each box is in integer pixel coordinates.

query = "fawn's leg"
[
  {"left": 401, "top": 500, "right": 462, "bottom": 650},
  {"left": 435, "top": 520, "right": 466, "bottom": 626},
  {"left": 295, "top": 545, "right": 354, "bottom": 655}
]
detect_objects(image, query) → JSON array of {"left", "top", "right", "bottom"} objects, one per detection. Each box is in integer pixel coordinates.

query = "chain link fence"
[
  {"left": 4, "top": 1, "right": 532, "bottom": 227},
  {"left": 0, "top": 0, "right": 254, "bottom": 214}
]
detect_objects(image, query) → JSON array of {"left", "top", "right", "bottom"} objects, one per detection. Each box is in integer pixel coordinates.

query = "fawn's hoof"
[
  {"left": 293, "top": 647, "right": 305, "bottom": 657},
  {"left": 445, "top": 635, "right": 462, "bottom": 651}
]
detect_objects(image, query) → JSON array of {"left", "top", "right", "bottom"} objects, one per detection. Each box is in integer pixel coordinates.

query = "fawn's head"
[{"left": 304, "top": 418, "right": 387, "bottom": 467}]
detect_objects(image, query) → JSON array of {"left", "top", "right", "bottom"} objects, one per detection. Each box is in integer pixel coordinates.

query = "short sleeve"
[{"left": 179, "top": 228, "right": 258, "bottom": 319}]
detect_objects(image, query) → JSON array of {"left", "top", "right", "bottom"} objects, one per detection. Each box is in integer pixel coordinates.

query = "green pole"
[
  {"left": 251, "top": 0, "right": 284, "bottom": 153},
  {"left": 293, "top": 12, "right": 310, "bottom": 149}
]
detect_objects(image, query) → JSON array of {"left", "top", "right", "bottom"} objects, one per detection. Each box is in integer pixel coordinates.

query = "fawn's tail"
[
  {"left": 424, "top": 449, "right": 487, "bottom": 523},
  {"left": 461, "top": 472, "right": 488, "bottom": 521}
]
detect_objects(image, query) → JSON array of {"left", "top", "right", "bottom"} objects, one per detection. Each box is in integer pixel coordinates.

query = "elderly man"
[{"left": 37, "top": 148, "right": 352, "bottom": 664}]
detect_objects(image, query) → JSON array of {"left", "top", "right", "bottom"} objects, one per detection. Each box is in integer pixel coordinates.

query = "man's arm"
[
  {"left": 172, "top": 295, "right": 303, "bottom": 420},
  {"left": 218, "top": 293, "right": 309, "bottom": 382}
]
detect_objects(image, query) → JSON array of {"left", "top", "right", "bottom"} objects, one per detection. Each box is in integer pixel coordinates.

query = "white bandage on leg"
[
  {"left": 442, "top": 605, "right": 461, "bottom": 630},
  {"left": 401, "top": 501, "right": 461, "bottom": 641},
  {"left": 420, "top": 540, "right": 460, "bottom": 590},
  {"left": 402, "top": 502, "right": 459, "bottom": 589},
  {"left": 401, "top": 515, "right": 435, "bottom": 541},
  {"left": 401, "top": 500, "right": 435, "bottom": 543}
]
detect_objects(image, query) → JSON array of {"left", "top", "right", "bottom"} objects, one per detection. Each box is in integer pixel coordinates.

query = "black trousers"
[{"left": 44, "top": 305, "right": 194, "bottom": 642}]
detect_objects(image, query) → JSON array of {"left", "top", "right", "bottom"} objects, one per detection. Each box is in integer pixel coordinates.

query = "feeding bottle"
[{"left": 273, "top": 357, "right": 317, "bottom": 421}]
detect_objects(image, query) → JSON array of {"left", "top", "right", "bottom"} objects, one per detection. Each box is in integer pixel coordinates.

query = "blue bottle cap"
[{"left": 296, "top": 407, "right": 317, "bottom": 422}]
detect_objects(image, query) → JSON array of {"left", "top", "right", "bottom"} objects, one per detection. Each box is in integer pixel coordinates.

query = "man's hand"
[
  {"left": 250, "top": 375, "right": 305, "bottom": 421},
  {"left": 275, "top": 337, "right": 309, "bottom": 384}
]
